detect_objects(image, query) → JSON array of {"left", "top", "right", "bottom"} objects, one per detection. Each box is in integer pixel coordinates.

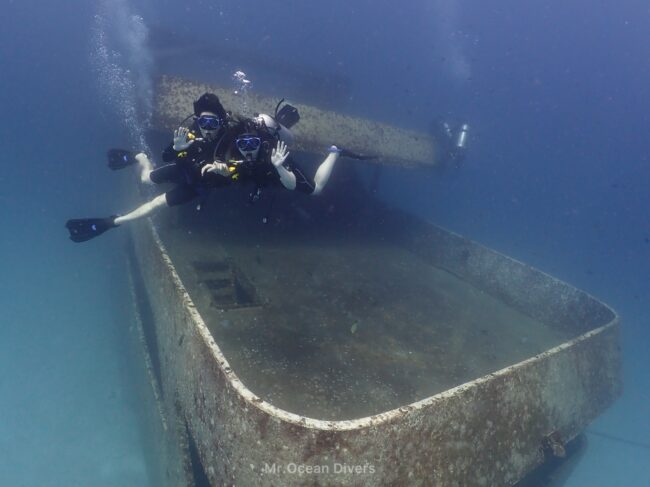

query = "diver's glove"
[
  {"left": 271, "top": 140, "right": 290, "bottom": 167},
  {"left": 173, "top": 127, "right": 195, "bottom": 151},
  {"left": 201, "top": 161, "right": 230, "bottom": 177}
]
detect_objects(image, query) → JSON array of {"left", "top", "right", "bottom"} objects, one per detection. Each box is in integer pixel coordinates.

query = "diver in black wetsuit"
[
  {"left": 201, "top": 108, "right": 370, "bottom": 201},
  {"left": 66, "top": 92, "right": 236, "bottom": 242},
  {"left": 152, "top": 94, "right": 234, "bottom": 207},
  {"left": 203, "top": 117, "right": 325, "bottom": 197}
]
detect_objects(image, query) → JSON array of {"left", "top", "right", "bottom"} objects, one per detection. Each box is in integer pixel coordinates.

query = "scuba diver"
[
  {"left": 66, "top": 95, "right": 372, "bottom": 243},
  {"left": 202, "top": 106, "right": 335, "bottom": 198},
  {"left": 66, "top": 92, "right": 235, "bottom": 242},
  {"left": 431, "top": 120, "right": 469, "bottom": 168},
  {"left": 201, "top": 99, "right": 376, "bottom": 202}
]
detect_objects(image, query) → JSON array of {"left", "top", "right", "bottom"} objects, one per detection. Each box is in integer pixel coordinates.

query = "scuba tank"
[
  {"left": 253, "top": 99, "right": 300, "bottom": 146},
  {"left": 256, "top": 113, "right": 295, "bottom": 146},
  {"left": 456, "top": 124, "right": 469, "bottom": 150}
]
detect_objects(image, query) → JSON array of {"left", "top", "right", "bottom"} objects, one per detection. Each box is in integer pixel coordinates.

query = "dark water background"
[{"left": 1, "top": 0, "right": 648, "bottom": 485}]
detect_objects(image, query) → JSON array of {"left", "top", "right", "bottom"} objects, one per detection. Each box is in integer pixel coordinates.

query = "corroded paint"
[
  {"left": 129, "top": 216, "right": 621, "bottom": 487},
  {"left": 152, "top": 75, "right": 437, "bottom": 168}
]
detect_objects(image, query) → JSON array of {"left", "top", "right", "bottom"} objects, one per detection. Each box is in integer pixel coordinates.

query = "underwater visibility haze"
[{"left": 1, "top": 0, "right": 649, "bottom": 485}]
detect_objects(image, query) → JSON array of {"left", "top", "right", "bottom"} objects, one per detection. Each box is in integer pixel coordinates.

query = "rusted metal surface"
[
  {"left": 125, "top": 254, "right": 195, "bottom": 487},
  {"left": 152, "top": 75, "right": 437, "bottom": 168},
  {"left": 129, "top": 213, "right": 621, "bottom": 487},
  {"left": 393, "top": 213, "right": 618, "bottom": 338}
]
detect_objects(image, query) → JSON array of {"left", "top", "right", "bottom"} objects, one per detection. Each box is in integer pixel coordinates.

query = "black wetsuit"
[
  {"left": 225, "top": 126, "right": 315, "bottom": 195},
  {"left": 151, "top": 121, "right": 234, "bottom": 206}
]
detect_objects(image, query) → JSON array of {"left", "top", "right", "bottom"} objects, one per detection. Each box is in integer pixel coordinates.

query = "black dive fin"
[
  {"left": 338, "top": 147, "right": 378, "bottom": 161},
  {"left": 107, "top": 149, "right": 137, "bottom": 170},
  {"left": 65, "top": 216, "right": 118, "bottom": 243},
  {"left": 276, "top": 103, "right": 300, "bottom": 128}
]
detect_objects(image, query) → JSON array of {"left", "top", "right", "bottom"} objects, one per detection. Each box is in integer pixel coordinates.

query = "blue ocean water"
[{"left": 1, "top": 0, "right": 648, "bottom": 485}]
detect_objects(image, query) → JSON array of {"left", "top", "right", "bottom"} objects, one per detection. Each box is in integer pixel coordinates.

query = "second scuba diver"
[{"left": 66, "top": 92, "right": 232, "bottom": 242}]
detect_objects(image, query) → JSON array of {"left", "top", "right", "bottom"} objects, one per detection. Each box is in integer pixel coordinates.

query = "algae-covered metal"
[
  {"left": 152, "top": 75, "right": 437, "bottom": 168},
  {"left": 128, "top": 210, "right": 621, "bottom": 487}
]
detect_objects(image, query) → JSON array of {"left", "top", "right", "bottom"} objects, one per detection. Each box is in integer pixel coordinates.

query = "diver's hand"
[
  {"left": 173, "top": 127, "right": 195, "bottom": 151},
  {"left": 271, "top": 140, "right": 290, "bottom": 167},
  {"left": 201, "top": 162, "right": 230, "bottom": 177}
]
